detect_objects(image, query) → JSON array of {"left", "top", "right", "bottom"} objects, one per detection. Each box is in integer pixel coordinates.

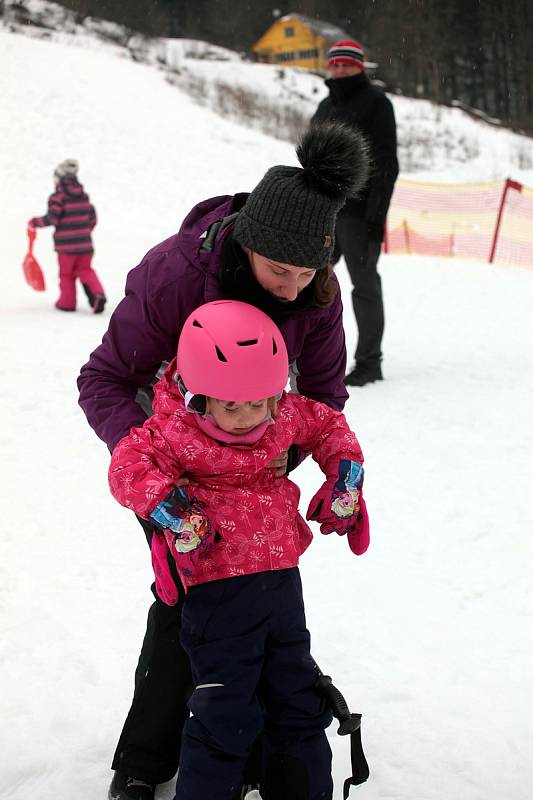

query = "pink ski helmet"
[{"left": 177, "top": 300, "right": 289, "bottom": 402}]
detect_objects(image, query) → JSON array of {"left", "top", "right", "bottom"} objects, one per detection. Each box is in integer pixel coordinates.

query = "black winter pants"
[
  {"left": 111, "top": 519, "right": 191, "bottom": 784},
  {"left": 111, "top": 519, "right": 263, "bottom": 787},
  {"left": 335, "top": 209, "right": 384, "bottom": 369},
  {"left": 175, "top": 569, "right": 333, "bottom": 800}
]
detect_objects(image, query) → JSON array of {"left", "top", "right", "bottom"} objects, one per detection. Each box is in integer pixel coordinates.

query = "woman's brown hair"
[{"left": 313, "top": 264, "right": 338, "bottom": 307}]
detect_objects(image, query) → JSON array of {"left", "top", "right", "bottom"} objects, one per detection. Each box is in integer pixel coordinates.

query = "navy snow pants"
[{"left": 174, "top": 568, "right": 333, "bottom": 800}]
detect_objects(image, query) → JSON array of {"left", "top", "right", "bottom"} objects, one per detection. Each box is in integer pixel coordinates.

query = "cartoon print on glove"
[
  {"left": 150, "top": 487, "right": 212, "bottom": 555},
  {"left": 172, "top": 511, "right": 210, "bottom": 554},
  {"left": 331, "top": 459, "right": 364, "bottom": 518}
]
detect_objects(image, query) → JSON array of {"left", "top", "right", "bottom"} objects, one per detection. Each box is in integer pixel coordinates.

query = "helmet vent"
[
  {"left": 215, "top": 346, "right": 227, "bottom": 362},
  {"left": 272, "top": 338, "right": 278, "bottom": 355},
  {"left": 237, "top": 339, "right": 257, "bottom": 347},
  {"left": 192, "top": 320, "right": 203, "bottom": 328}
]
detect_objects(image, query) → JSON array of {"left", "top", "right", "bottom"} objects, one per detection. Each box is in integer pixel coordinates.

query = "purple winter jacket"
[{"left": 78, "top": 195, "right": 348, "bottom": 451}]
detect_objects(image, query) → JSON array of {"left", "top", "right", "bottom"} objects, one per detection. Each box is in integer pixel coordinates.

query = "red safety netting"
[{"left": 385, "top": 178, "right": 533, "bottom": 268}]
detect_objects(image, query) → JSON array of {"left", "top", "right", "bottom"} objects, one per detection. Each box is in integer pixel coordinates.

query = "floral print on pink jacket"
[{"left": 109, "top": 361, "right": 365, "bottom": 591}]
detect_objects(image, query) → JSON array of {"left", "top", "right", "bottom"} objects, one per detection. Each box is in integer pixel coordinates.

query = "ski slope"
[{"left": 0, "top": 26, "right": 532, "bottom": 800}]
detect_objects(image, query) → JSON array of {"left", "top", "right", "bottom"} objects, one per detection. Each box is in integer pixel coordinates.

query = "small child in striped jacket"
[{"left": 29, "top": 159, "right": 106, "bottom": 313}]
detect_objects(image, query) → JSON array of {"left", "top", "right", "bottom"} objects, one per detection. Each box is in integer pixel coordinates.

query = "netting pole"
[
  {"left": 488, "top": 178, "right": 523, "bottom": 263},
  {"left": 402, "top": 220, "right": 410, "bottom": 254}
]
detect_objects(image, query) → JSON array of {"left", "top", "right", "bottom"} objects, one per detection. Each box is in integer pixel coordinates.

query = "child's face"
[{"left": 207, "top": 398, "right": 269, "bottom": 434}]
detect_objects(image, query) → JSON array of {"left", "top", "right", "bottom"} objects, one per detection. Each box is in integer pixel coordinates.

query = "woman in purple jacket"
[{"left": 78, "top": 122, "right": 369, "bottom": 800}]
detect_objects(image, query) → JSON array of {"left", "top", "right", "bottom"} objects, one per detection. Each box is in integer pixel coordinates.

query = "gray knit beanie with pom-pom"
[{"left": 232, "top": 122, "right": 369, "bottom": 270}]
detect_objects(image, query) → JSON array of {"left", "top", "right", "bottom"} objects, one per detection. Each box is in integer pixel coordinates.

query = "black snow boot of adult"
[
  {"left": 108, "top": 771, "right": 155, "bottom": 800},
  {"left": 344, "top": 363, "right": 383, "bottom": 387}
]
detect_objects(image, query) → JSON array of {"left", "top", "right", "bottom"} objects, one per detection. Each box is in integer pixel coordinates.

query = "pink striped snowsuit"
[{"left": 32, "top": 175, "right": 105, "bottom": 310}]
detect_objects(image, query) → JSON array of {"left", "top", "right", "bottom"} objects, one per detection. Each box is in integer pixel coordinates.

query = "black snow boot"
[
  {"left": 344, "top": 364, "right": 383, "bottom": 387},
  {"left": 108, "top": 771, "right": 155, "bottom": 800},
  {"left": 82, "top": 283, "right": 106, "bottom": 314}
]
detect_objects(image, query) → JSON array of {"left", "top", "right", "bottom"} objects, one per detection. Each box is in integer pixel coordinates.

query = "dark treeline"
[{"left": 46, "top": 1, "right": 533, "bottom": 134}]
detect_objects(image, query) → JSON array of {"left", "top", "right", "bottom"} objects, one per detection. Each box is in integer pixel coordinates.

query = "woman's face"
[{"left": 247, "top": 250, "right": 316, "bottom": 302}]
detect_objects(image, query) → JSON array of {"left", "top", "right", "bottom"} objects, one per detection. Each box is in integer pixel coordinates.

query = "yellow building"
[{"left": 252, "top": 13, "right": 353, "bottom": 74}]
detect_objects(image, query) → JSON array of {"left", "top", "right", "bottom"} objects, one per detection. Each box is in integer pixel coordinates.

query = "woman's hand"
[{"left": 266, "top": 449, "right": 289, "bottom": 477}]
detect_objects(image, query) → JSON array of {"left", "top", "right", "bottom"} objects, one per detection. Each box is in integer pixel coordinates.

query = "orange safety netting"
[{"left": 385, "top": 178, "right": 533, "bottom": 268}]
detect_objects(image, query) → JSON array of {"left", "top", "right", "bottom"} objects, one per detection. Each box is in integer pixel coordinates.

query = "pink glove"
[
  {"left": 306, "top": 459, "right": 370, "bottom": 555},
  {"left": 347, "top": 495, "right": 370, "bottom": 555},
  {"left": 151, "top": 531, "right": 180, "bottom": 605}
]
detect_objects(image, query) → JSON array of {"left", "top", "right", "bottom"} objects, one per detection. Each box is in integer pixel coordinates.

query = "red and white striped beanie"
[{"left": 327, "top": 39, "right": 365, "bottom": 69}]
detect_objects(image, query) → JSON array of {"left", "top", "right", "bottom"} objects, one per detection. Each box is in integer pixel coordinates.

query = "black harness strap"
[
  {"left": 314, "top": 662, "right": 370, "bottom": 797},
  {"left": 343, "top": 724, "right": 370, "bottom": 798},
  {"left": 200, "top": 212, "right": 240, "bottom": 253}
]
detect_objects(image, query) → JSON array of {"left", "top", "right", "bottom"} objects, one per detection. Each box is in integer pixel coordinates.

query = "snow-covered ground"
[{"left": 0, "top": 20, "right": 532, "bottom": 800}]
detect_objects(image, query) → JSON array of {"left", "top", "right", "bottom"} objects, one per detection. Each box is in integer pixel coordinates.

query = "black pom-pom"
[{"left": 296, "top": 121, "right": 370, "bottom": 198}]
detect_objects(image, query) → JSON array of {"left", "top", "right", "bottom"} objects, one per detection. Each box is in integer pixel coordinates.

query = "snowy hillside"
[
  {"left": 2, "top": 0, "right": 533, "bottom": 183},
  {"left": 0, "top": 12, "right": 532, "bottom": 800}
]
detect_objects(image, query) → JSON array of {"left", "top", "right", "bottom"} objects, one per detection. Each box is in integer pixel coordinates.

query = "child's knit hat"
[
  {"left": 232, "top": 122, "right": 369, "bottom": 271},
  {"left": 54, "top": 159, "right": 79, "bottom": 181}
]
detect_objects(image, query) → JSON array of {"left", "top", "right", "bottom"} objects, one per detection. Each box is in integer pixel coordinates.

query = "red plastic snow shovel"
[{"left": 23, "top": 225, "right": 46, "bottom": 291}]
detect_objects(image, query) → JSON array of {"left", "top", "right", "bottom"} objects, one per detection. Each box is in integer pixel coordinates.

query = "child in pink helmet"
[{"left": 108, "top": 300, "right": 369, "bottom": 800}]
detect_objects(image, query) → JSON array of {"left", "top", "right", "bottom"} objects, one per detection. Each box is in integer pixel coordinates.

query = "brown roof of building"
[{"left": 279, "top": 13, "right": 352, "bottom": 43}]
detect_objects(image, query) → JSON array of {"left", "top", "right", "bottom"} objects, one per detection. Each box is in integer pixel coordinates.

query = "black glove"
[{"left": 366, "top": 221, "right": 385, "bottom": 242}]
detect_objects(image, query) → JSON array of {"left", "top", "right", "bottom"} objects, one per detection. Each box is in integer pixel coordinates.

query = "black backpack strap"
[{"left": 200, "top": 212, "right": 240, "bottom": 253}]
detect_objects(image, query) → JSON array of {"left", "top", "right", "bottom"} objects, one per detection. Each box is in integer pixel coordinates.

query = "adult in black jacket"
[{"left": 312, "top": 39, "right": 399, "bottom": 386}]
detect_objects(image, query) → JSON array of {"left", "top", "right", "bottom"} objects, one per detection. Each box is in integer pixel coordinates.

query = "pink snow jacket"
[{"left": 109, "top": 361, "right": 366, "bottom": 593}]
